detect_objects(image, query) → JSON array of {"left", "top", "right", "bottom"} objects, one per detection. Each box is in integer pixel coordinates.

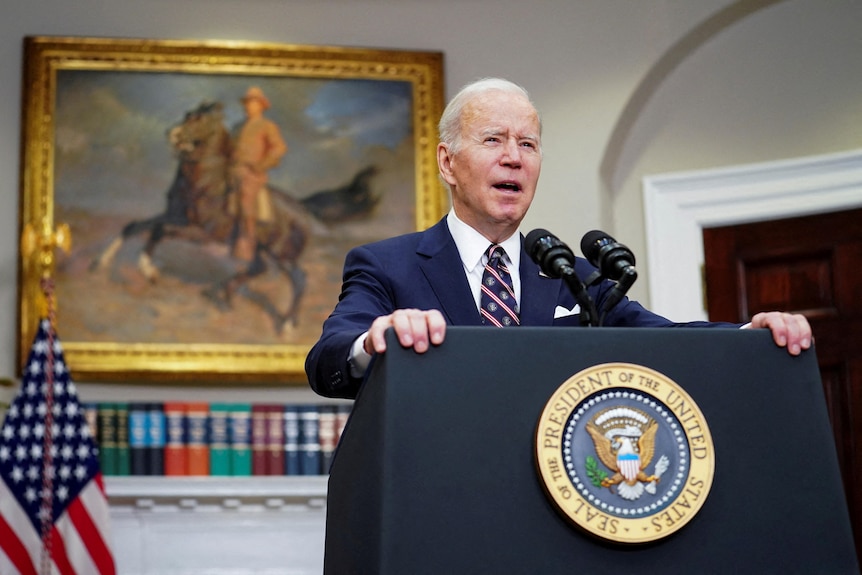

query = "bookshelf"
[{"left": 78, "top": 382, "right": 351, "bottom": 476}]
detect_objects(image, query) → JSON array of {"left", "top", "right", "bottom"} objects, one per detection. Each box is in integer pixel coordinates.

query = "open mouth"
[{"left": 494, "top": 181, "right": 521, "bottom": 192}]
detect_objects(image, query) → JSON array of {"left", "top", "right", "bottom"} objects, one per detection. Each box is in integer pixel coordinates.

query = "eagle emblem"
[{"left": 585, "top": 406, "right": 669, "bottom": 501}]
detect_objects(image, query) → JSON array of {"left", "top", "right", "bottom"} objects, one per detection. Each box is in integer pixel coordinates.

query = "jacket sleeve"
[{"left": 305, "top": 244, "right": 397, "bottom": 398}]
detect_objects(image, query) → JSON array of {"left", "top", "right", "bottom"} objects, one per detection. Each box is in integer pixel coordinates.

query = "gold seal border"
[{"left": 535, "top": 362, "right": 715, "bottom": 544}]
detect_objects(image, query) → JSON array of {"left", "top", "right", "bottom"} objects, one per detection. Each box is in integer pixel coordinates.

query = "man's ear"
[{"left": 437, "top": 143, "right": 457, "bottom": 186}]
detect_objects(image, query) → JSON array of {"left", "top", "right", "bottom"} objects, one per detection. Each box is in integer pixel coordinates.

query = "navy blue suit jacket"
[{"left": 306, "top": 218, "right": 725, "bottom": 398}]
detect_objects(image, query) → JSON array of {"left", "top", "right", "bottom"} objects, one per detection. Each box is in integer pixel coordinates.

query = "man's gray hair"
[{"left": 438, "top": 77, "right": 542, "bottom": 156}]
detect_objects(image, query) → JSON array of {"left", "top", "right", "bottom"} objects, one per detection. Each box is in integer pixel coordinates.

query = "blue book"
[
  {"left": 298, "top": 405, "right": 321, "bottom": 475},
  {"left": 283, "top": 405, "right": 301, "bottom": 475},
  {"left": 128, "top": 403, "right": 148, "bottom": 475},
  {"left": 147, "top": 403, "right": 165, "bottom": 475}
]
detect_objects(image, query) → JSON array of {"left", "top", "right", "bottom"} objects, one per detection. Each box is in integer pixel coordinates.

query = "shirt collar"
[{"left": 447, "top": 209, "right": 521, "bottom": 273}]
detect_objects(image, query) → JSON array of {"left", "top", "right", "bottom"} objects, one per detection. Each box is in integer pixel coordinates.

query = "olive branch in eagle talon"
[{"left": 585, "top": 456, "right": 609, "bottom": 488}]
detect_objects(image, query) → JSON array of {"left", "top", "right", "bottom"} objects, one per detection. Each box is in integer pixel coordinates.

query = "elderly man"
[
  {"left": 230, "top": 86, "right": 287, "bottom": 262},
  {"left": 305, "top": 77, "right": 812, "bottom": 399}
]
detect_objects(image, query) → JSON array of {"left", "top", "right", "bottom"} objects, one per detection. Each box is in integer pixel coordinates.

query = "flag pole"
[{"left": 20, "top": 218, "right": 71, "bottom": 575}]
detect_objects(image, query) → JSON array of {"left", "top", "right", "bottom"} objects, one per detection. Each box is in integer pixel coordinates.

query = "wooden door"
[{"left": 703, "top": 207, "right": 862, "bottom": 559}]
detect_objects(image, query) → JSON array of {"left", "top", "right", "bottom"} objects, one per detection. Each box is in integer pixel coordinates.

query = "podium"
[{"left": 325, "top": 327, "right": 858, "bottom": 574}]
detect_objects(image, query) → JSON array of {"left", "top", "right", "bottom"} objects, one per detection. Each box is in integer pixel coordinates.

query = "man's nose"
[{"left": 500, "top": 138, "right": 522, "bottom": 166}]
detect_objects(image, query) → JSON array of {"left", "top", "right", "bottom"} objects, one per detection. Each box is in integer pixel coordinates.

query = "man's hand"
[
  {"left": 748, "top": 311, "right": 812, "bottom": 356},
  {"left": 364, "top": 308, "right": 447, "bottom": 355}
]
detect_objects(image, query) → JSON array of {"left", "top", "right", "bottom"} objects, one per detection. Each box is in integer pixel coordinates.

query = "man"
[
  {"left": 305, "top": 78, "right": 812, "bottom": 399},
  {"left": 230, "top": 86, "right": 288, "bottom": 261}
]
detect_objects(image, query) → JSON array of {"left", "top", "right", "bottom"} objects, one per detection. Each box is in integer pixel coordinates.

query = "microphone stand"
[
  {"left": 560, "top": 265, "right": 599, "bottom": 327},
  {"left": 598, "top": 267, "right": 637, "bottom": 326}
]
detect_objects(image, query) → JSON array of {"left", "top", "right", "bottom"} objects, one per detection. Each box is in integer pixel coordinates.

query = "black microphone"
[
  {"left": 580, "top": 230, "right": 637, "bottom": 282},
  {"left": 580, "top": 230, "right": 638, "bottom": 321},
  {"left": 524, "top": 228, "right": 576, "bottom": 278},
  {"left": 525, "top": 229, "right": 598, "bottom": 327}
]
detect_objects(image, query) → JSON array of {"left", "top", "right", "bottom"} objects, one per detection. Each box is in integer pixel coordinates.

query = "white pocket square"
[{"left": 554, "top": 304, "right": 581, "bottom": 319}]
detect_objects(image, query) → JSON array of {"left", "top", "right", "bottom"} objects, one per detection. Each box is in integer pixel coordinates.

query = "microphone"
[
  {"left": 579, "top": 230, "right": 638, "bottom": 320},
  {"left": 524, "top": 228, "right": 576, "bottom": 279},
  {"left": 525, "top": 229, "right": 598, "bottom": 327},
  {"left": 579, "top": 230, "right": 637, "bottom": 282}
]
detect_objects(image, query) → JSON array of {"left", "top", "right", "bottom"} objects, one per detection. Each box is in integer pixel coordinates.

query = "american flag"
[{"left": 0, "top": 319, "right": 116, "bottom": 575}]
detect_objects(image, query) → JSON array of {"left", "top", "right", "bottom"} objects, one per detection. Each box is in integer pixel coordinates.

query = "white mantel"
[{"left": 106, "top": 476, "right": 329, "bottom": 575}]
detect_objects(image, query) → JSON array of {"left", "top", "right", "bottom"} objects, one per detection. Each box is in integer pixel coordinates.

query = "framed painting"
[{"left": 17, "top": 36, "right": 447, "bottom": 384}]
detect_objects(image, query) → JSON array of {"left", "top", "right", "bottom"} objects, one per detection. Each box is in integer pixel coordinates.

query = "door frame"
[{"left": 642, "top": 148, "right": 862, "bottom": 321}]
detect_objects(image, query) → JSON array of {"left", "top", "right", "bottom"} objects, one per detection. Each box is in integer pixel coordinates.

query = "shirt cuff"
[{"left": 348, "top": 332, "right": 372, "bottom": 378}]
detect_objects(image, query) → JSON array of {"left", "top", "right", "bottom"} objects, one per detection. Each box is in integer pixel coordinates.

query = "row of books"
[{"left": 83, "top": 402, "right": 352, "bottom": 477}]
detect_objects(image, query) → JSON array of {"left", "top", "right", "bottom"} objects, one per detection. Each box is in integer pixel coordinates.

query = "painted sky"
[{"left": 52, "top": 70, "right": 414, "bottom": 216}]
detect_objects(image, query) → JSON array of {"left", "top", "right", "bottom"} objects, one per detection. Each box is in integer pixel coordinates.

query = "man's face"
[
  {"left": 439, "top": 90, "right": 542, "bottom": 242},
  {"left": 243, "top": 98, "right": 265, "bottom": 118}
]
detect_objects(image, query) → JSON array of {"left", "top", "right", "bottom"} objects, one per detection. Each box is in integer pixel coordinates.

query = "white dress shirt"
[{"left": 348, "top": 209, "right": 522, "bottom": 376}]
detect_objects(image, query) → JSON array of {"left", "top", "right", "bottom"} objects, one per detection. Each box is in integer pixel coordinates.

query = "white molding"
[
  {"left": 105, "top": 476, "right": 329, "bottom": 574},
  {"left": 643, "top": 149, "right": 862, "bottom": 321},
  {"left": 106, "top": 475, "right": 328, "bottom": 509}
]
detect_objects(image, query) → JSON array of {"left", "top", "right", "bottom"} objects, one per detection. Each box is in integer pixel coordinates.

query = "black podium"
[{"left": 324, "top": 327, "right": 858, "bottom": 574}]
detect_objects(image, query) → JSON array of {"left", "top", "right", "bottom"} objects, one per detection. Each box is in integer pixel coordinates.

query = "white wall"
[
  {"left": 2, "top": 0, "right": 861, "bottom": 391},
  {"left": 612, "top": 0, "right": 862, "bottom": 304}
]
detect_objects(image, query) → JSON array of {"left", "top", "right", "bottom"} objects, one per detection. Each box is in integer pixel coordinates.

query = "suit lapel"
[
  {"left": 518, "top": 242, "right": 560, "bottom": 326},
  {"left": 414, "top": 221, "right": 562, "bottom": 326},
  {"left": 417, "top": 220, "right": 484, "bottom": 326}
]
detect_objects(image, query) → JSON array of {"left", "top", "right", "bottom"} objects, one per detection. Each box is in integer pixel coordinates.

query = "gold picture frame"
[{"left": 17, "top": 36, "right": 446, "bottom": 384}]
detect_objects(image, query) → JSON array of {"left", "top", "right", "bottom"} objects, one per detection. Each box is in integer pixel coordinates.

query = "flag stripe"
[
  {"left": 66, "top": 483, "right": 115, "bottom": 575},
  {"left": 0, "top": 479, "right": 40, "bottom": 575},
  {"left": 0, "top": 513, "right": 38, "bottom": 575},
  {"left": 0, "top": 543, "right": 32, "bottom": 575},
  {"left": 78, "top": 480, "right": 114, "bottom": 563},
  {"left": 48, "top": 525, "right": 76, "bottom": 575},
  {"left": 56, "top": 515, "right": 98, "bottom": 575}
]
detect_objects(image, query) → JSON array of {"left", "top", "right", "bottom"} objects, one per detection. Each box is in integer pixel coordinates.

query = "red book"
[
  {"left": 186, "top": 402, "right": 210, "bottom": 476},
  {"left": 163, "top": 402, "right": 188, "bottom": 476},
  {"left": 265, "top": 405, "right": 285, "bottom": 475},
  {"left": 251, "top": 404, "right": 268, "bottom": 475}
]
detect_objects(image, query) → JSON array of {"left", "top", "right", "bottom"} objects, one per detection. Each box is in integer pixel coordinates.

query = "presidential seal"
[{"left": 535, "top": 362, "right": 715, "bottom": 544}]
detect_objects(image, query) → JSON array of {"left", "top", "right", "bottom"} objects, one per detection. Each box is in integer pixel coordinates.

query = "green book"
[
  {"left": 115, "top": 402, "right": 131, "bottom": 476},
  {"left": 228, "top": 403, "right": 252, "bottom": 476},
  {"left": 96, "top": 403, "right": 118, "bottom": 475},
  {"left": 209, "top": 404, "right": 231, "bottom": 476}
]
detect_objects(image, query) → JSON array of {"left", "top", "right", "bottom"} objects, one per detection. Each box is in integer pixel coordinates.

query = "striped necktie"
[{"left": 480, "top": 244, "right": 520, "bottom": 327}]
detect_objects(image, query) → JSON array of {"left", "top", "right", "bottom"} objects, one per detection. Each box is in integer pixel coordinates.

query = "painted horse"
[{"left": 91, "top": 101, "right": 319, "bottom": 333}]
